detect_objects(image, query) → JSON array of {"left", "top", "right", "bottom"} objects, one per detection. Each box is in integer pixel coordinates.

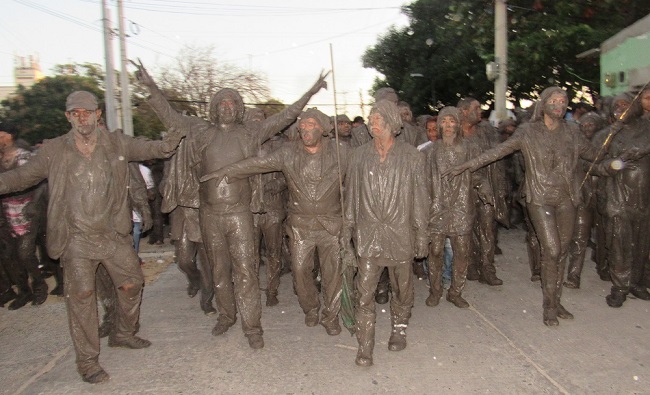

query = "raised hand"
[
  {"left": 130, "top": 58, "right": 155, "bottom": 87},
  {"left": 161, "top": 127, "right": 187, "bottom": 153},
  {"left": 309, "top": 70, "right": 331, "bottom": 95}
]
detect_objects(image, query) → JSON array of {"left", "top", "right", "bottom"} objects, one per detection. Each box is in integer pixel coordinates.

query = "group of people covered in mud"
[{"left": 0, "top": 59, "right": 649, "bottom": 382}]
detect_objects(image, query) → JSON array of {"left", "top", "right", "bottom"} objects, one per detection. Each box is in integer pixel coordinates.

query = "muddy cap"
[{"left": 66, "top": 91, "right": 98, "bottom": 111}]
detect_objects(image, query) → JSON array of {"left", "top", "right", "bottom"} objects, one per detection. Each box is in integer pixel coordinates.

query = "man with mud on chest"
[{"left": 134, "top": 61, "right": 328, "bottom": 349}]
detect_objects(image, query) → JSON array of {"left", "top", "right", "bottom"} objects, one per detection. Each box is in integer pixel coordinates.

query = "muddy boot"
[
  {"left": 321, "top": 319, "right": 342, "bottom": 336},
  {"left": 412, "top": 261, "right": 426, "bottom": 280},
  {"left": 446, "top": 292, "right": 469, "bottom": 309},
  {"left": 605, "top": 287, "right": 627, "bottom": 308},
  {"left": 50, "top": 265, "right": 64, "bottom": 296},
  {"left": 187, "top": 283, "right": 200, "bottom": 298},
  {"left": 387, "top": 326, "right": 407, "bottom": 351},
  {"left": 304, "top": 309, "right": 319, "bottom": 327},
  {"left": 0, "top": 288, "right": 17, "bottom": 307},
  {"left": 556, "top": 304, "right": 574, "bottom": 320},
  {"left": 563, "top": 277, "right": 580, "bottom": 289},
  {"left": 479, "top": 269, "right": 503, "bottom": 286},
  {"left": 355, "top": 317, "right": 375, "bottom": 367},
  {"left": 247, "top": 334, "right": 264, "bottom": 349},
  {"left": 81, "top": 367, "right": 110, "bottom": 384},
  {"left": 630, "top": 286, "right": 650, "bottom": 300},
  {"left": 211, "top": 319, "right": 236, "bottom": 336},
  {"left": 108, "top": 335, "right": 151, "bottom": 349},
  {"left": 8, "top": 292, "right": 33, "bottom": 310},
  {"left": 425, "top": 292, "right": 441, "bottom": 307},
  {"left": 31, "top": 280, "right": 48, "bottom": 305},
  {"left": 543, "top": 308, "right": 559, "bottom": 326}
]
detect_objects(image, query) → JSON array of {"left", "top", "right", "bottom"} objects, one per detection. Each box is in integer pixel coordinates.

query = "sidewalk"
[{"left": 0, "top": 227, "right": 648, "bottom": 394}]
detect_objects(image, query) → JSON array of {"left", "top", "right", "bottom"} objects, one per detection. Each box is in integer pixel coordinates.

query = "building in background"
[{"left": 0, "top": 55, "right": 44, "bottom": 102}]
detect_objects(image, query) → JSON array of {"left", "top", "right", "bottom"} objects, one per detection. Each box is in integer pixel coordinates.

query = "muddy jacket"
[
  {"left": 344, "top": 141, "right": 429, "bottom": 263},
  {"left": 427, "top": 138, "right": 483, "bottom": 236},
  {"left": 466, "top": 120, "right": 600, "bottom": 207},
  {"left": 0, "top": 129, "right": 174, "bottom": 259},
  {"left": 222, "top": 139, "right": 348, "bottom": 236}
]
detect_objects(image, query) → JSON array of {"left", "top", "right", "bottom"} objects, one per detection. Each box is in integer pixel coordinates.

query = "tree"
[
  {"left": 0, "top": 74, "right": 102, "bottom": 144},
  {"left": 362, "top": 0, "right": 650, "bottom": 113},
  {"left": 256, "top": 98, "right": 287, "bottom": 118},
  {"left": 151, "top": 44, "right": 271, "bottom": 120}
]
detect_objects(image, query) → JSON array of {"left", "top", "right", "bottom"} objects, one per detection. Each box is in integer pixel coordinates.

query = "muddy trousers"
[
  {"left": 607, "top": 214, "right": 650, "bottom": 292},
  {"left": 355, "top": 258, "right": 413, "bottom": 360},
  {"left": 524, "top": 207, "right": 541, "bottom": 278},
  {"left": 566, "top": 204, "right": 592, "bottom": 284},
  {"left": 527, "top": 201, "right": 575, "bottom": 318},
  {"left": 470, "top": 201, "right": 498, "bottom": 276},
  {"left": 200, "top": 210, "right": 262, "bottom": 337},
  {"left": 593, "top": 210, "right": 609, "bottom": 278},
  {"left": 428, "top": 233, "right": 470, "bottom": 300},
  {"left": 62, "top": 245, "right": 144, "bottom": 376},
  {"left": 253, "top": 212, "right": 284, "bottom": 298},
  {"left": 175, "top": 233, "right": 213, "bottom": 312},
  {"left": 287, "top": 224, "right": 342, "bottom": 327}
]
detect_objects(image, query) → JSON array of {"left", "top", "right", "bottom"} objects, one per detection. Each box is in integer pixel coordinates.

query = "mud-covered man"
[{"left": 0, "top": 91, "right": 186, "bottom": 383}]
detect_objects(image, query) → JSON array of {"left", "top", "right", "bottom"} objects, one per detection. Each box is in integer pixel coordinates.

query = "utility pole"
[
  {"left": 494, "top": 0, "right": 508, "bottom": 124},
  {"left": 102, "top": 0, "right": 118, "bottom": 131},
  {"left": 117, "top": 0, "right": 133, "bottom": 136}
]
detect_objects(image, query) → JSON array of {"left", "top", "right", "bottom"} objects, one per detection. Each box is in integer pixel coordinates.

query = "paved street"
[{"left": 1, "top": 227, "right": 648, "bottom": 394}]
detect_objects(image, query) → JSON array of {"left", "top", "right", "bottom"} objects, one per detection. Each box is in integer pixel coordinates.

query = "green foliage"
[
  {"left": 363, "top": 0, "right": 650, "bottom": 113},
  {"left": 255, "top": 98, "right": 287, "bottom": 118},
  {"left": 0, "top": 74, "right": 102, "bottom": 144}
]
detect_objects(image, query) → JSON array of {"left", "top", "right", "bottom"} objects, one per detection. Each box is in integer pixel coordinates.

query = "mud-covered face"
[
  {"left": 399, "top": 106, "right": 412, "bottom": 123},
  {"left": 426, "top": 120, "right": 438, "bottom": 142},
  {"left": 612, "top": 99, "right": 631, "bottom": 121},
  {"left": 66, "top": 108, "right": 100, "bottom": 136},
  {"left": 580, "top": 121, "right": 597, "bottom": 139},
  {"left": 440, "top": 115, "right": 459, "bottom": 140},
  {"left": 298, "top": 117, "right": 324, "bottom": 148},
  {"left": 217, "top": 97, "right": 237, "bottom": 125},
  {"left": 368, "top": 112, "right": 391, "bottom": 139},
  {"left": 337, "top": 121, "right": 352, "bottom": 137},
  {"left": 464, "top": 100, "right": 481, "bottom": 125},
  {"left": 543, "top": 92, "right": 567, "bottom": 120}
]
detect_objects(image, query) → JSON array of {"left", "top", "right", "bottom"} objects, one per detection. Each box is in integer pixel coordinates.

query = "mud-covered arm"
[
  {"left": 125, "top": 128, "right": 186, "bottom": 162},
  {"left": 258, "top": 71, "right": 329, "bottom": 143},
  {"left": 199, "top": 147, "right": 285, "bottom": 184},
  {"left": 0, "top": 148, "right": 49, "bottom": 195},
  {"left": 443, "top": 131, "right": 522, "bottom": 178},
  {"left": 412, "top": 151, "right": 430, "bottom": 258}
]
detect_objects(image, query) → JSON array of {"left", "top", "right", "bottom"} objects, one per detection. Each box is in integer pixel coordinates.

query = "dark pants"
[
  {"left": 253, "top": 212, "right": 284, "bottom": 298},
  {"left": 428, "top": 233, "right": 470, "bottom": 300},
  {"left": 607, "top": 213, "right": 650, "bottom": 292},
  {"left": 566, "top": 204, "right": 592, "bottom": 284},
  {"left": 175, "top": 232, "right": 213, "bottom": 312}
]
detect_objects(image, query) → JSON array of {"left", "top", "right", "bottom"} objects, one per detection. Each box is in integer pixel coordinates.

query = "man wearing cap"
[
  {"left": 342, "top": 100, "right": 429, "bottom": 367},
  {"left": 200, "top": 108, "right": 349, "bottom": 336},
  {"left": 0, "top": 90, "right": 186, "bottom": 384}
]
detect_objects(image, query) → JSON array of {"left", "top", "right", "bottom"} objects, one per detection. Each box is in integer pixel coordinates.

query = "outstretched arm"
[
  {"left": 258, "top": 71, "right": 330, "bottom": 143},
  {"left": 132, "top": 59, "right": 202, "bottom": 131},
  {"left": 199, "top": 148, "right": 285, "bottom": 184}
]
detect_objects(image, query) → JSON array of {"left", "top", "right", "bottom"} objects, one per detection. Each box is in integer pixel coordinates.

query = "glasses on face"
[{"left": 68, "top": 109, "right": 95, "bottom": 118}]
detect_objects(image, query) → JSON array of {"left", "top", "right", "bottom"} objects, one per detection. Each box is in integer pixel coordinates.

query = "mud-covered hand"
[
  {"left": 161, "top": 127, "right": 187, "bottom": 154},
  {"left": 415, "top": 238, "right": 429, "bottom": 259},
  {"left": 141, "top": 207, "right": 153, "bottom": 232},
  {"left": 308, "top": 70, "right": 331, "bottom": 95},
  {"left": 339, "top": 233, "right": 357, "bottom": 268},
  {"left": 441, "top": 161, "right": 473, "bottom": 179},
  {"left": 130, "top": 58, "right": 156, "bottom": 87},
  {"left": 199, "top": 168, "right": 227, "bottom": 185}
]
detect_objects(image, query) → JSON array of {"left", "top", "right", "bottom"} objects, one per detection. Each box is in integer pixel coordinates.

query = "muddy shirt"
[{"left": 344, "top": 141, "right": 428, "bottom": 264}]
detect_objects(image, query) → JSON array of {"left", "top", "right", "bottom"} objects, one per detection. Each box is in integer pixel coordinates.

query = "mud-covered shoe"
[
  {"left": 321, "top": 320, "right": 341, "bottom": 336},
  {"left": 212, "top": 321, "right": 234, "bottom": 336},
  {"left": 425, "top": 293, "right": 441, "bottom": 307},
  {"left": 556, "top": 304, "right": 574, "bottom": 319},
  {"left": 108, "top": 335, "right": 151, "bottom": 349},
  {"left": 606, "top": 290, "right": 626, "bottom": 308},
  {"left": 530, "top": 273, "right": 541, "bottom": 282},
  {"left": 375, "top": 289, "right": 389, "bottom": 305},
  {"left": 543, "top": 309, "right": 559, "bottom": 327},
  {"left": 466, "top": 265, "right": 480, "bottom": 281},
  {"left": 305, "top": 310, "right": 319, "bottom": 327},
  {"left": 202, "top": 305, "right": 217, "bottom": 316},
  {"left": 82, "top": 368, "right": 110, "bottom": 384},
  {"left": 0, "top": 289, "right": 17, "bottom": 307},
  {"left": 8, "top": 293, "right": 33, "bottom": 310},
  {"left": 630, "top": 286, "right": 650, "bottom": 301},
  {"left": 563, "top": 279, "right": 580, "bottom": 289},
  {"left": 355, "top": 350, "right": 373, "bottom": 367},
  {"left": 387, "top": 330, "right": 407, "bottom": 351},
  {"left": 247, "top": 334, "right": 264, "bottom": 349},
  {"left": 446, "top": 293, "right": 469, "bottom": 309},
  {"left": 479, "top": 271, "right": 503, "bottom": 286}
]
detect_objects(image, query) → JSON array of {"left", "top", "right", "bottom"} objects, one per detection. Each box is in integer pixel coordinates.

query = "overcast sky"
[{"left": 1, "top": 0, "right": 411, "bottom": 117}]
